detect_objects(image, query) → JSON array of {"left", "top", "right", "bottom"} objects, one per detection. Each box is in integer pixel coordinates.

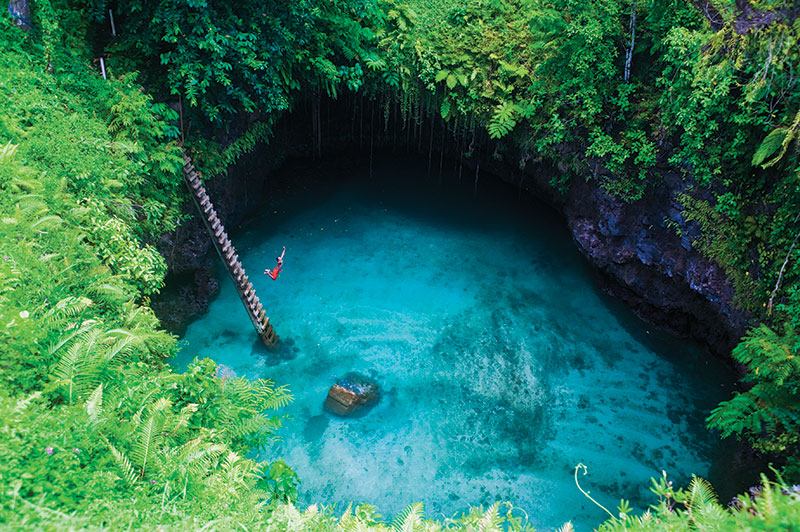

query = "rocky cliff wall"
[{"left": 511, "top": 161, "right": 751, "bottom": 358}]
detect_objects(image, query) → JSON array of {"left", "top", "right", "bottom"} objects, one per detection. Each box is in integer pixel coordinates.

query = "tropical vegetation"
[{"left": 1, "top": 0, "right": 800, "bottom": 530}]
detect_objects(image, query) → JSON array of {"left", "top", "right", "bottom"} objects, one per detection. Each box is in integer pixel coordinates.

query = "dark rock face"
[
  {"left": 150, "top": 267, "right": 219, "bottom": 335},
  {"left": 150, "top": 203, "right": 219, "bottom": 334},
  {"left": 512, "top": 163, "right": 752, "bottom": 357},
  {"left": 323, "top": 374, "right": 379, "bottom": 417}
]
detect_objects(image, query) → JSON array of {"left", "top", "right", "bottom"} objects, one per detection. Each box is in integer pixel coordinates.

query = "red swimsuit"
[{"left": 267, "top": 263, "right": 282, "bottom": 280}]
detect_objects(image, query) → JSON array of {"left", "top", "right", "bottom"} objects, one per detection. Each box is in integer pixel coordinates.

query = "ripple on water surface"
[{"left": 173, "top": 157, "right": 733, "bottom": 531}]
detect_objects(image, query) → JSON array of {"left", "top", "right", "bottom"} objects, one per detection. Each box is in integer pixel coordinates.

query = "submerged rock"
[{"left": 324, "top": 373, "right": 379, "bottom": 417}]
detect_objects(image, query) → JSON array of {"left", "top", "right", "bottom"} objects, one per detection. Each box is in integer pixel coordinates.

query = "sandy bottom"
[{"left": 172, "top": 157, "right": 732, "bottom": 531}]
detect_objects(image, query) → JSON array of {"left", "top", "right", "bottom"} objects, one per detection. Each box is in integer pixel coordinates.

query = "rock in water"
[{"left": 324, "top": 373, "right": 379, "bottom": 416}]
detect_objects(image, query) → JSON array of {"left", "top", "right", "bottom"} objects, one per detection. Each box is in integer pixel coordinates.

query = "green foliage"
[
  {"left": 190, "top": 119, "right": 278, "bottom": 179},
  {"left": 90, "top": 0, "right": 382, "bottom": 125},
  {"left": 0, "top": 10, "right": 295, "bottom": 529},
  {"left": 260, "top": 459, "right": 300, "bottom": 503},
  {"left": 488, "top": 101, "right": 518, "bottom": 139},
  {"left": 708, "top": 325, "right": 800, "bottom": 463},
  {"left": 753, "top": 126, "right": 790, "bottom": 167},
  {"left": 597, "top": 472, "right": 800, "bottom": 532}
]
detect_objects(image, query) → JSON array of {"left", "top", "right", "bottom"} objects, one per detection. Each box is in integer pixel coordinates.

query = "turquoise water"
[{"left": 172, "top": 157, "right": 733, "bottom": 531}]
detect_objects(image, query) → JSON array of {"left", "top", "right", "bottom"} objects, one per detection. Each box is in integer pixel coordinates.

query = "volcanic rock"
[{"left": 324, "top": 374, "right": 379, "bottom": 417}]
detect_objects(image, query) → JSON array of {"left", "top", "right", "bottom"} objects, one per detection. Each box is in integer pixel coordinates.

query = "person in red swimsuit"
[{"left": 264, "top": 246, "right": 285, "bottom": 280}]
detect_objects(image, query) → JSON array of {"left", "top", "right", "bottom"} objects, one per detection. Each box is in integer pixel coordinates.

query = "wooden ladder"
[{"left": 181, "top": 152, "right": 278, "bottom": 347}]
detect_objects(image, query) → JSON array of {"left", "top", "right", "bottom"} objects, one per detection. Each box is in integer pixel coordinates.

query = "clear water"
[{"left": 172, "top": 156, "right": 733, "bottom": 531}]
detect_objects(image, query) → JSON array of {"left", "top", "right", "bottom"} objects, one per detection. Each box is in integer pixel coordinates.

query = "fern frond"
[
  {"left": 686, "top": 476, "right": 718, "bottom": 511},
  {"left": 478, "top": 502, "right": 502, "bottom": 532},
  {"left": 132, "top": 397, "right": 171, "bottom": 476},
  {"left": 87, "top": 282, "right": 127, "bottom": 304},
  {"left": 391, "top": 502, "right": 424, "bottom": 532},
  {"left": 43, "top": 297, "right": 94, "bottom": 329},
  {"left": 100, "top": 332, "right": 136, "bottom": 367},
  {"left": 85, "top": 384, "right": 104, "bottom": 422},
  {"left": 556, "top": 522, "right": 575, "bottom": 532},
  {"left": 13, "top": 392, "right": 42, "bottom": 413},
  {"left": 0, "top": 141, "right": 19, "bottom": 162},
  {"left": 174, "top": 437, "right": 227, "bottom": 480},
  {"left": 105, "top": 438, "right": 138, "bottom": 487},
  {"left": 53, "top": 327, "right": 102, "bottom": 403},
  {"left": 30, "top": 215, "right": 63, "bottom": 230},
  {"left": 172, "top": 403, "right": 198, "bottom": 433},
  {"left": 488, "top": 101, "right": 518, "bottom": 139}
]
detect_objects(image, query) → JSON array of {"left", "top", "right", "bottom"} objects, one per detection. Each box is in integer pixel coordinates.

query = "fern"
[
  {"left": 708, "top": 324, "right": 800, "bottom": 453},
  {"left": 13, "top": 392, "right": 42, "bottom": 413},
  {"left": 105, "top": 437, "right": 138, "bottom": 487},
  {"left": 163, "top": 434, "right": 229, "bottom": 488},
  {"left": 488, "top": 101, "right": 518, "bottom": 139},
  {"left": 440, "top": 98, "right": 452, "bottom": 121},
  {"left": 52, "top": 326, "right": 102, "bottom": 404},
  {"left": 84, "top": 384, "right": 104, "bottom": 422},
  {"left": 391, "top": 502, "right": 423, "bottom": 532},
  {"left": 43, "top": 297, "right": 94, "bottom": 329},
  {"left": 131, "top": 397, "right": 172, "bottom": 477},
  {"left": 478, "top": 502, "right": 502, "bottom": 531},
  {"left": 685, "top": 476, "right": 718, "bottom": 511}
]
